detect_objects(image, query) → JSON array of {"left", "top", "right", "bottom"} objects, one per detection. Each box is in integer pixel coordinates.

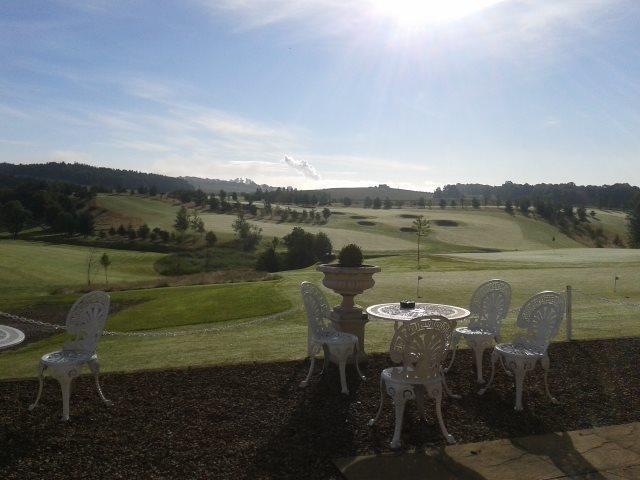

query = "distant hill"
[
  {"left": 0, "top": 162, "right": 192, "bottom": 193},
  {"left": 182, "top": 176, "right": 273, "bottom": 194},
  {"left": 307, "top": 185, "right": 431, "bottom": 202}
]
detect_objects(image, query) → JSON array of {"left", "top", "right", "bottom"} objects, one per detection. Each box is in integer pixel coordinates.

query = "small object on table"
[{"left": 399, "top": 300, "right": 415, "bottom": 309}]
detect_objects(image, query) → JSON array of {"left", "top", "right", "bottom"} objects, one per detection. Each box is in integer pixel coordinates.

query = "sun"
[{"left": 369, "top": 0, "right": 506, "bottom": 28}]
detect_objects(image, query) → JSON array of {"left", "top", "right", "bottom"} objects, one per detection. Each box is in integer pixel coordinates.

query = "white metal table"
[
  {"left": 366, "top": 302, "right": 470, "bottom": 328},
  {"left": 0, "top": 325, "right": 25, "bottom": 350}
]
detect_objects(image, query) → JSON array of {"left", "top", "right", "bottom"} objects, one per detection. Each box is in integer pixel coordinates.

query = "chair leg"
[
  {"left": 478, "top": 349, "right": 498, "bottom": 395},
  {"left": 28, "top": 363, "right": 46, "bottom": 411},
  {"left": 428, "top": 383, "right": 455, "bottom": 444},
  {"left": 88, "top": 359, "right": 112, "bottom": 406},
  {"left": 541, "top": 355, "right": 558, "bottom": 404},
  {"left": 319, "top": 344, "right": 330, "bottom": 375},
  {"left": 443, "top": 333, "right": 460, "bottom": 373},
  {"left": 390, "top": 389, "right": 410, "bottom": 449},
  {"left": 513, "top": 360, "right": 527, "bottom": 411},
  {"left": 353, "top": 342, "right": 366, "bottom": 381},
  {"left": 299, "top": 354, "right": 317, "bottom": 388},
  {"left": 58, "top": 376, "right": 72, "bottom": 421},
  {"left": 338, "top": 357, "right": 348, "bottom": 395},
  {"left": 415, "top": 385, "right": 427, "bottom": 422},
  {"left": 368, "top": 376, "right": 386, "bottom": 427},
  {"left": 472, "top": 343, "right": 487, "bottom": 384},
  {"left": 441, "top": 370, "right": 461, "bottom": 399}
]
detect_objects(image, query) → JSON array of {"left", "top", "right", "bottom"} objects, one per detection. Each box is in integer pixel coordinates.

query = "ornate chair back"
[
  {"left": 515, "top": 291, "right": 565, "bottom": 353},
  {"left": 468, "top": 279, "right": 511, "bottom": 334},
  {"left": 63, "top": 291, "right": 111, "bottom": 355},
  {"left": 389, "top": 316, "right": 455, "bottom": 382},
  {"left": 300, "top": 282, "right": 334, "bottom": 350}
]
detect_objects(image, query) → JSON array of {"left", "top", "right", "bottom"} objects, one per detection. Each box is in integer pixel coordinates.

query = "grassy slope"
[
  {"left": 0, "top": 240, "right": 162, "bottom": 301},
  {"left": 94, "top": 194, "right": 630, "bottom": 253}
]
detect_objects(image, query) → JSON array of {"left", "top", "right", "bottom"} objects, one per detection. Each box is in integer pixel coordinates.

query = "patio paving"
[{"left": 335, "top": 422, "right": 640, "bottom": 479}]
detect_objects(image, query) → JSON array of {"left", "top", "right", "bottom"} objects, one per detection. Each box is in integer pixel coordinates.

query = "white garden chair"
[
  {"left": 445, "top": 279, "right": 511, "bottom": 383},
  {"left": 369, "top": 316, "right": 457, "bottom": 448},
  {"left": 479, "top": 291, "right": 565, "bottom": 410},
  {"left": 29, "top": 291, "right": 112, "bottom": 421},
  {"left": 299, "top": 282, "right": 365, "bottom": 394}
]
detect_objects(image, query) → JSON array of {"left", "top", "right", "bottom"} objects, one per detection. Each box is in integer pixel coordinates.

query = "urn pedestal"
[{"left": 316, "top": 264, "right": 381, "bottom": 360}]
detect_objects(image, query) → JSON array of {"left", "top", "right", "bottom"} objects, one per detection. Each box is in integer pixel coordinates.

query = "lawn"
[
  {"left": 2, "top": 245, "right": 639, "bottom": 380},
  {"left": 0, "top": 240, "right": 163, "bottom": 301},
  {"left": 95, "top": 194, "right": 631, "bottom": 253}
]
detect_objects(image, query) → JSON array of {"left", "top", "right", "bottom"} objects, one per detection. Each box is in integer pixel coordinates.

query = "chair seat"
[
  {"left": 455, "top": 326, "right": 496, "bottom": 337},
  {"left": 313, "top": 330, "right": 357, "bottom": 345},
  {"left": 381, "top": 366, "right": 441, "bottom": 386},
  {"left": 41, "top": 350, "right": 96, "bottom": 366},
  {"left": 495, "top": 343, "right": 543, "bottom": 357}
]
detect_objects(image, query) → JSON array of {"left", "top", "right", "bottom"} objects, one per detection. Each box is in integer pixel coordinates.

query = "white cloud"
[{"left": 283, "top": 155, "right": 321, "bottom": 180}]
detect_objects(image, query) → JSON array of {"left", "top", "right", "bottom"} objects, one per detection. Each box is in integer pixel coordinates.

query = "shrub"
[
  {"left": 313, "top": 232, "right": 333, "bottom": 262},
  {"left": 338, "top": 244, "right": 363, "bottom": 267},
  {"left": 205, "top": 231, "right": 217, "bottom": 247}
]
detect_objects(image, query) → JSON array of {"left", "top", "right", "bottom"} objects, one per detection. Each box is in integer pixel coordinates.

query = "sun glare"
[{"left": 370, "top": 0, "right": 506, "bottom": 28}]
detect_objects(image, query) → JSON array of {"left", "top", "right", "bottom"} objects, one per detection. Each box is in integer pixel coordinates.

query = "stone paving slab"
[{"left": 334, "top": 422, "right": 640, "bottom": 480}]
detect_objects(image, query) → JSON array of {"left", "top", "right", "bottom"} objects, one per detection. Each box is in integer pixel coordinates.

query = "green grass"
[
  {"left": 1, "top": 245, "right": 639, "bottom": 380},
  {"left": 0, "top": 240, "right": 162, "bottom": 301},
  {"left": 0, "top": 200, "right": 635, "bottom": 381},
  {"left": 95, "top": 194, "right": 632, "bottom": 253}
]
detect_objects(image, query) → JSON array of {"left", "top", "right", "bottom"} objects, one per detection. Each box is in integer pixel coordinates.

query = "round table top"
[
  {"left": 0, "top": 325, "right": 25, "bottom": 349},
  {"left": 366, "top": 302, "right": 470, "bottom": 323}
]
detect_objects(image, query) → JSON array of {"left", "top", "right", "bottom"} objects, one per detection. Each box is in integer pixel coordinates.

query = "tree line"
[{"left": 0, "top": 178, "right": 95, "bottom": 238}]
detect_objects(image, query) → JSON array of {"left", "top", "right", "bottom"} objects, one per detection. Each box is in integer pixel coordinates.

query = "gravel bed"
[{"left": 1, "top": 337, "right": 639, "bottom": 479}]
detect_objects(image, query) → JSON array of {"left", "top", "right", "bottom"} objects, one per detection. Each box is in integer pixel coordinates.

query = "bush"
[
  {"left": 313, "top": 232, "right": 333, "bottom": 262},
  {"left": 338, "top": 244, "right": 363, "bottom": 267},
  {"left": 205, "top": 231, "right": 217, "bottom": 247}
]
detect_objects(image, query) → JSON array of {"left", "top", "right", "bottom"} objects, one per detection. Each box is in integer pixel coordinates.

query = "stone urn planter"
[{"left": 316, "top": 263, "right": 381, "bottom": 359}]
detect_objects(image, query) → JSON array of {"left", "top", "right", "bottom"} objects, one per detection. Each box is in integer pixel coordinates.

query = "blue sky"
[{"left": 1, "top": 0, "right": 639, "bottom": 190}]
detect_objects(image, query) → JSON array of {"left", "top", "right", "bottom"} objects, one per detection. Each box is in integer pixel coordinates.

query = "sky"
[{"left": 1, "top": 0, "right": 639, "bottom": 191}]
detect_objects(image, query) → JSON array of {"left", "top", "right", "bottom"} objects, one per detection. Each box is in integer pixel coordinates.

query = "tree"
[
  {"left": 577, "top": 205, "right": 587, "bottom": 222},
  {"left": 205, "top": 231, "right": 217, "bottom": 247},
  {"left": 417, "top": 197, "right": 426, "bottom": 208},
  {"left": 232, "top": 212, "right": 250, "bottom": 239},
  {"left": 232, "top": 212, "right": 262, "bottom": 250},
  {"left": 322, "top": 207, "right": 331, "bottom": 222},
  {"left": 190, "top": 213, "right": 205, "bottom": 233},
  {"left": 174, "top": 206, "right": 189, "bottom": 231},
  {"left": 209, "top": 196, "right": 220, "bottom": 211},
  {"left": 108, "top": 226, "right": 116, "bottom": 236},
  {"left": 117, "top": 224, "right": 126, "bottom": 236},
  {"left": 313, "top": 231, "right": 333, "bottom": 262},
  {"left": 137, "top": 223, "right": 150, "bottom": 239},
  {"left": 1, "top": 200, "right": 30, "bottom": 239},
  {"left": 231, "top": 192, "right": 238, "bottom": 201},
  {"left": 383, "top": 197, "right": 393, "bottom": 209},
  {"left": 283, "top": 226, "right": 316, "bottom": 268},
  {"left": 439, "top": 198, "right": 447, "bottom": 209},
  {"left": 628, "top": 193, "right": 640, "bottom": 248},
  {"left": 100, "top": 253, "right": 111, "bottom": 286},
  {"left": 57, "top": 212, "right": 76, "bottom": 236},
  {"left": 519, "top": 198, "right": 531, "bottom": 216},
  {"left": 412, "top": 216, "right": 430, "bottom": 270},
  {"left": 450, "top": 199, "right": 457, "bottom": 208},
  {"left": 504, "top": 199, "right": 514, "bottom": 214},
  {"left": 372, "top": 197, "right": 382, "bottom": 209},
  {"left": 76, "top": 211, "right": 95, "bottom": 238},
  {"left": 342, "top": 197, "right": 352, "bottom": 207},
  {"left": 256, "top": 238, "right": 281, "bottom": 272},
  {"left": 363, "top": 196, "right": 372, "bottom": 208},
  {"left": 471, "top": 197, "right": 481, "bottom": 209}
]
